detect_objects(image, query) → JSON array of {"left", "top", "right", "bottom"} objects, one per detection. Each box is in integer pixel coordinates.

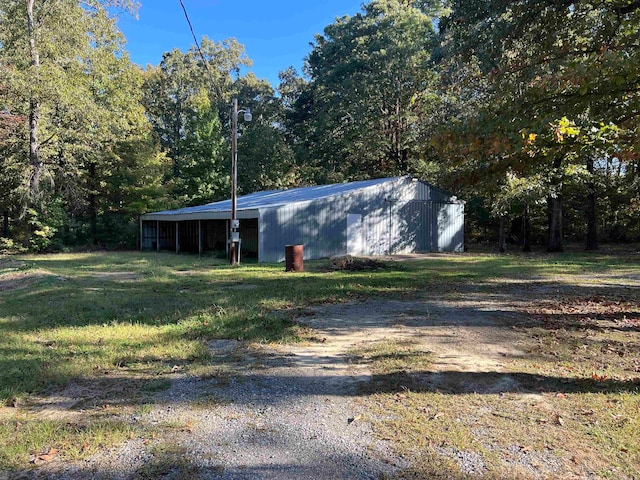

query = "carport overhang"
[
  {"left": 141, "top": 208, "right": 260, "bottom": 222},
  {"left": 140, "top": 209, "right": 261, "bottom": 258}
]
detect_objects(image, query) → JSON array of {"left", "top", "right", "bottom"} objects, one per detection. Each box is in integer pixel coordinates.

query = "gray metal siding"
[
  {"left": 260, "top": 201, "right": 346, "bottom": 262},
  {"left": 257, "top": 177, "right": 464, "bottom": 262},
  {"left": 392, "top": 201, "right": 465, "bottom": 254},
  {"left": 433, "top": 202, "right": 465, "bottom": 252},
  {"left": 415, "top": 181, "right": 456, "bottom": 203},
  {"left": 259, "top": 180, "right": 397, "bottom": 262},
  {"left": 141, "top": 176, "right": 464, "bottom": 262},
  {"left": 397, "top": 201, "right": 434, "bottom": 253}
]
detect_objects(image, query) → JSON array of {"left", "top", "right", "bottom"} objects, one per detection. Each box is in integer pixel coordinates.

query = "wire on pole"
[{"left": 177, "top": 0, "right": 220, "bottom": 96}]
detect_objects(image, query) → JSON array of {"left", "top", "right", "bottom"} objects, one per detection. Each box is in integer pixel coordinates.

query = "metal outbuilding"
[{"left": 140, "top": 176, "right": 464, "bottom": 262}]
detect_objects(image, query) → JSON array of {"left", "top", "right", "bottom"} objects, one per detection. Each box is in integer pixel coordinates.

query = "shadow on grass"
[
  {"left": 1, "top": 300, "right": 637, "bottom": 402},
  {"left": 24, "top": 367, "right": 638, "bottom": 415},
  {"left": 361, "top": 370, "right": 640, "bottom": 396},
  {"left": 1, "top": 250, "right": 638, "bottom": 400},
  {"left": 1, "top": 251, "right": 638, "bottom": 477},
  {"left": 6, "top": 450, "right": 401, "bottom": 480},
  {"left": 1, "top": 260, "right": 415, "bottom": 333},
  {"left": 530, "top": 312, "right": 640, "bottom": 333}
]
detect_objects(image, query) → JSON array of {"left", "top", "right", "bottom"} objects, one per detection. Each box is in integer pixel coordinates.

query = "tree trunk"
[
  {"left": 522, "top": 203, "right": 531, "bottom": 252},
  {"left": 547, "top": 156, "right": 564, "bottom": 252},
  {"left": 27, "top": 0, "right": 40, "bottom": 200},
  {"left": 2, "top": 211, "right": 8, "bottom": 238},
  {"left": 547, "top": 195, "right": 564, "bottom": 252},
  {"left": 89, "top": 162, "right": 98, "bottom": 245},
  {"left": 585, "top": 156, "right": 598, "bottom": 251},
  {"left": 498, "top": 217, "right": 506, "bottom": 253},
  {"left": 23, "top": 0, "right": 41, "bottom": 248},
  {"left": 395, "top": 98, "right": 401, "bottom": 172}
]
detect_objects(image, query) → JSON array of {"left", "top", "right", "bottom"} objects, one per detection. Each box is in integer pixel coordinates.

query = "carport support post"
[
  {"left": 198, "top": 220, "right": 203, "bottom": 256},
  {"left": 156, "top": 221, "right": 160, "bottom": 252},
  {"left": 139, "top": 218, "right": 142, "bottom": 252},
  {"left": 175, "top": 221, "right": 180, "bottom": 254}
]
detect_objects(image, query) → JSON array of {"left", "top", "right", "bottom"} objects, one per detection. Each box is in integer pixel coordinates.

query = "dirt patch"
[
  {"left": 297, "top": 298, "right": 525, "bottom": 373},
  {"left": 208, "top": 339, "right": 241, "bottom": 355},
  {"left": 0, "top": 269, "right": 62, "bottom": 292},
  {"left": 0, "top": 257, "right": 27, "bottom": 269}
]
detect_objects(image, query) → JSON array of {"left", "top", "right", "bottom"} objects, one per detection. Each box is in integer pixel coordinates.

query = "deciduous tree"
[
  {"left": 440, "top": 0, "right": 640, "bottom": 250},
  {"left": 298, "top": 0, "right": 440, "bottom": 182}
]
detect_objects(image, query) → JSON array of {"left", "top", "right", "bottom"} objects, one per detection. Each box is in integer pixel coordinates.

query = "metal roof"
[{"left": 144, "top": 176, "right": 409, "bottom": 218}]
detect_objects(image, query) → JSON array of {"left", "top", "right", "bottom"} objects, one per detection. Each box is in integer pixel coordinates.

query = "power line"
[{"left": 177, "top": 0, "right": 220, "bottom": 96}]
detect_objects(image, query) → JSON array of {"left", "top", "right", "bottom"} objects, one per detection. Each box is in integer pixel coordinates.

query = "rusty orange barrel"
[{"left": 285, "top": 245, "right": 304, "bottom": 272}]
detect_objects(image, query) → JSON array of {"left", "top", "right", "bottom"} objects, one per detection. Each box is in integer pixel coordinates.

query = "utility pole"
[
  {"left": 230, "top": 98, "right": 238, "bottom": 265},
  {"left": 229, "top": 98, "right": 251, "bottom": 265}
]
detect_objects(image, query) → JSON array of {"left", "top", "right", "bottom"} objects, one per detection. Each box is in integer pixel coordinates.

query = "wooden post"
[
  {"left": 198, "top": 220, "right": 203, "bottom": 256},
  {"left": 139, "top": 218, "right": 143, "bottom": 251},
  {"left": 175, "top": 222, "right": 180, "bottom": 254},
  {"left": 156, "top": 221, "right": 160, "bottom": 252}
]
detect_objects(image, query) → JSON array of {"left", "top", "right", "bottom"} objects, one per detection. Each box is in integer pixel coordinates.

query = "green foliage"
[
  {"left": 142, "top": 38, "right": 250, "bottom": 205},
  {"left": 4, "top": 203, "right": 66, "bottom": 252},
  {"left": 0, "top": 107, "right": 25, "bottom": 218},
  {"left": 492, "top": 171, "right": 545, "bottom": 219},
  {"left": 291, "top": 0, "right": 440, "bottom": 182},
  {"left": 1, "top": 0, "right": 639, "bottom": 250},
  {"left": 0, "top": 0, "right": 170, "bottom": 249},
  {"left": 27, "top": 205, "right": 64, "bottom": 251},
  {"left": 233, "top": 73, "right": 299, "bottom": 193},
  {"left": 0, "top": 236, "right": 26, "bottom": 253},
  {"left": 434, "top": 0, "right": 640, "bottom": 247},
  {"left": 143, "top": 40, "right": 302, "bottom": 205}
]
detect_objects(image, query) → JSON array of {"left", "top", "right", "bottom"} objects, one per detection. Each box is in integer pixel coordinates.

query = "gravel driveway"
[{"left": 10, "top": 289, "right": 576, "bottom": 479}]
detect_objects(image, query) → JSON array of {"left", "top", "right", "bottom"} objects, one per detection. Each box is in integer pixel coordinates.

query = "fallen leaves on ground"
[{"left": 31, "top": 447, "right": 57, "bottom": 464}]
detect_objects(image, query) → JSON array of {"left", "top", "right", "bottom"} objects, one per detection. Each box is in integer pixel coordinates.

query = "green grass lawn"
[
  {"left": 0, "top": 251, "right": 423, "bottom": 403},
  {"left": 0, "top": 249, "right": 638, "bottom": 475}
]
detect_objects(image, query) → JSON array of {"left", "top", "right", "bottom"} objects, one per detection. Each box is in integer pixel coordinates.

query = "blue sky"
[{"left": 117, "top": 0, "right": 365, "bottom": 87}]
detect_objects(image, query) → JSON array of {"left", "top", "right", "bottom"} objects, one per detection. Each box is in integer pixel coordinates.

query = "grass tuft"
[{"left": 0, "top": 414, "right": 138, "bottom": 469}]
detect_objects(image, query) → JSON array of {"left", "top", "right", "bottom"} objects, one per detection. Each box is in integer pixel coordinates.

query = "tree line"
[{"left": 1, "top": 0, "right": 638, "bottom": 252}]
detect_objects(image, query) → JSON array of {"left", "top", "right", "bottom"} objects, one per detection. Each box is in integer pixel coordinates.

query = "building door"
[
  {"left": 347, "top": 213, "right": 363, "bottom": 255},
  {"left": 435, "top": 203, "right": 465, "bottom": 252}
]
